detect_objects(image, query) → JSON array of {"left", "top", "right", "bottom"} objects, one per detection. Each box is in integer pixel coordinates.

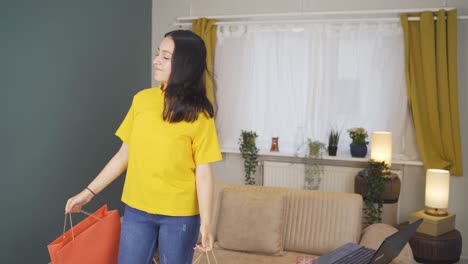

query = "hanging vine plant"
[
  {"left": 304, "top": 139, "right": 326, "bottom": 190},
  {"left": 362, "top": 160, "right": 389, "bottom": 226},
  {"left": 238, "top": 130, "right": 259, "bottom": 185}
]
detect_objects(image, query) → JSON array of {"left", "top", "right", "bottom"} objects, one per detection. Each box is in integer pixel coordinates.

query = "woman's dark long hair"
[{"left": 162, "top": 30, "right": 214, "bottom": 123}]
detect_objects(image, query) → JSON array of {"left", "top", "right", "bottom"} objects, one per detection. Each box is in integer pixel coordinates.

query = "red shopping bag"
[{"left": 48, "top": 205, "right": 121, "bottom": 264}]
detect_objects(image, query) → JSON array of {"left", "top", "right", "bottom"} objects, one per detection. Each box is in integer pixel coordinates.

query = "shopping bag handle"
[
  {"left": 63, "top": 209, "right": 103, "bottom": 241},
  {"left": 192, "top": 248, "right": 218, "bottom": 264}
]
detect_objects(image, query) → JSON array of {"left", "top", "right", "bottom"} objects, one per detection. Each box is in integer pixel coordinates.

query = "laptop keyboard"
[{"left": 333, "top": 247, "right": 376, "bottom": 264}]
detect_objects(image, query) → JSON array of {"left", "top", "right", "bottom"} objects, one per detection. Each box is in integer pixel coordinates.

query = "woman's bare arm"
[{"left": 195, "top": 163, "right": 215, "bottom": 251}]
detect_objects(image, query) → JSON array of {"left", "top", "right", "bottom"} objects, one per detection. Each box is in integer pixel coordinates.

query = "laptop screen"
[{"left": 370, "top": 218, "right": 423, "bottom": 264}]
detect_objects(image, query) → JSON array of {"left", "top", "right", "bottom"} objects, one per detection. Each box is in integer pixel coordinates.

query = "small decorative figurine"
[{"left": 270, "top": 137, "right": 279, "bottom": 152}]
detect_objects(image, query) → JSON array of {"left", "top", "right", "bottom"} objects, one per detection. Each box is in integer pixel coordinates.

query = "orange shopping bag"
[{"left": 48, "top": 204, "right": 121, "bottom": 264}]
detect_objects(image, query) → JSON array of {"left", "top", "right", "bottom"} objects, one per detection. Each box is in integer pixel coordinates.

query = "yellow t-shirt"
[{"left": 115, "top": 86, "right": 222, "bottom": 216}]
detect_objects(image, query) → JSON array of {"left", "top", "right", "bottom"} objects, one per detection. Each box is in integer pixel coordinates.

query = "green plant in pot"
[
  {"left": 304, "top": 139, "right": 326, "bottom": 190},
  {"left": 238, "top": 130, "right": 259, "bottom": 185},
  {"left": 347, "top": 127, "right": 369, "bottom": 158},
  {"left": 356, "top": 160, "right": 389, "bottom": 226},
  {"left": 308, "top": 139, "right": 326, "bottom": 157},
  {"left": 355, "top": 162, "right": 401, "bottom": 226},
  {"left": 327, "top": 128, "right": 340, "bottom": 156}
]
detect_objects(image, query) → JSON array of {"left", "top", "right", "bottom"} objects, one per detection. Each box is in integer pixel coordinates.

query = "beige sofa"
[{"left": 191, "top": 182, "right": 416, "bottom": 264}]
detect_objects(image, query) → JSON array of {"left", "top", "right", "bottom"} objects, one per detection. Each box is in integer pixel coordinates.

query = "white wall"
[{"left": 153, "top": 0, "right": 468, "bottom": 258}]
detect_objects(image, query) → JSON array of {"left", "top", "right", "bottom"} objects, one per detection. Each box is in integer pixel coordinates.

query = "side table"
[{"left": 396, "top": 222, "right": 462, "bottom": 264}]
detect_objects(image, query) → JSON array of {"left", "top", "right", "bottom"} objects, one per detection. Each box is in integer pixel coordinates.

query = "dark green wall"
[{"left": 2, "top": 0, "right": 152, "bottom": 262}]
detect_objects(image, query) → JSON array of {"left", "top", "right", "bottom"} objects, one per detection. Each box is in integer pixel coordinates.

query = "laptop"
[{"left": 314, "top": 218, "right": 423, "bottom": 264}]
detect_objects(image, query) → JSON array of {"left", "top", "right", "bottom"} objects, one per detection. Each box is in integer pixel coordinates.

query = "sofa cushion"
[
  {"left": 216, "top": 188, "right": 287, "bottom": 256},
  {"left": 213, "top": 183, "right": 363, "bottom": 255}
]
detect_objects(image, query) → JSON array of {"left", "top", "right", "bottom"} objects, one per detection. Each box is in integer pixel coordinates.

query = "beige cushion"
[
  {"left": 212, "top": 183, "right": 363, "bottom": 255},
  {"left": 216, "top": 188, "right": 287, "bottom": 256}
]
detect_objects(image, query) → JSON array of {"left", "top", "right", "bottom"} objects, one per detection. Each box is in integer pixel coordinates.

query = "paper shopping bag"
[{"left": 48, "top": 205, "right": 121, "bottom": 264}]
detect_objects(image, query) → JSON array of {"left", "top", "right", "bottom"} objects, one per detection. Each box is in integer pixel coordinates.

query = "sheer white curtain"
[{"left": 214, "top": 22, "right": 413, "bottom": 158}]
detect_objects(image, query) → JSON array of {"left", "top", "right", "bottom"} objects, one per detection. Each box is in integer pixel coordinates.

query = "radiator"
[
  {"left": 262, "top": 161, "right": 402, "bottom": 194},
  {"left": 262, "top": 161, "right": 305, "bottom": 189}
]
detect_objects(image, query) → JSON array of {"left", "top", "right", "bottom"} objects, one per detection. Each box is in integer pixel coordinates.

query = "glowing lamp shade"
[
  {"left": 425, "top": 169, "right": 450, "bottom": 209},
  {"left": 370, "top": 132, "right": 392, "bottom": 166}
]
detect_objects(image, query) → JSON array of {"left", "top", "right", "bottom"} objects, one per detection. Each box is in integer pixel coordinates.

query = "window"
[{"left": 214, "top": 22, "right": 417, "bottom": 159}]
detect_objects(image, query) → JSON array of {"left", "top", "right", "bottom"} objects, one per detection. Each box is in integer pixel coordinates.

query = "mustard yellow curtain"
[
  {"left": 400, "top": 10, "right": 463, "bottom": 176},
  {"left": 192, "top": 18, "right": 217, "bottom": 109}
]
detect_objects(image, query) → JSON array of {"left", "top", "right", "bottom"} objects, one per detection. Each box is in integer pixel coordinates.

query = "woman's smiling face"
[{"left": 153, "top": 37, "right": 174, "bottom": 84}]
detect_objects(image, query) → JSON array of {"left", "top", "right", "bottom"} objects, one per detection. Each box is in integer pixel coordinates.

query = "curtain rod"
[
  {"left": 172, "top": 15, "right": 468, "bottom": 27},
  {"left": 175, "top": 7, "right": 458, "bottom": 22}
]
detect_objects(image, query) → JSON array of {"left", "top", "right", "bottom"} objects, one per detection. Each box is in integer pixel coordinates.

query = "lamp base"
[
  {"left": 409, "top": 210, "right": 456, "bottom": 237},
  {"left": 424, "top": 208, "right": 449, "bottom": 217}
]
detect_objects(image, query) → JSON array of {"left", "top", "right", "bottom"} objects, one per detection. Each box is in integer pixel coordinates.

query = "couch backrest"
[{"left": 212, "top": 182, "right": 363, "bottom": 255}]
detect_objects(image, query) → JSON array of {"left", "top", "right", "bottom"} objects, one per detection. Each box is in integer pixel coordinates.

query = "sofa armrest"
[{"left": 359, "top": 223, "right": 416, "bottom": 264}]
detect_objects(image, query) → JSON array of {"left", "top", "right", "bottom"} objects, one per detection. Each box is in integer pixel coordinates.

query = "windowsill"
[{"left": 221, "top": 148, "right": 423, "bottom": 166}]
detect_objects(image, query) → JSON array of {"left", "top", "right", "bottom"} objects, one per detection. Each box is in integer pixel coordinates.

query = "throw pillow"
[{"left": 216, "top": 188, "right": 287, "bottom": 256}]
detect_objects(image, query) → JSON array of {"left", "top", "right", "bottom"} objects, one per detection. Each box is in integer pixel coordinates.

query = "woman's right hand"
[{"left": 65, "top": 189, "right": 94, "bottom": 213}]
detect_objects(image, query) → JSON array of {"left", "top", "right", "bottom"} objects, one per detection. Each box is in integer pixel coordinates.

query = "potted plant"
[
  {"left": 239, "top": 130, "right": 259, "bottom": 185},
  {"left": 354, "top": 160, "right": 389, "bottom": 226},
  {"left": 347, "top": 127, "right": 369, "bottom": 157},
  {"left": 304, "top": 139, "right": 326, "bottom": 190},
  {"left": 327, "top": 128, "right": 340, "bottom": 156},
  {"left": 355, "top": 160, "right": 401, "bottom": 226},
  {"left": 308, "top": 139, "right": 326, "bottom": 157}
]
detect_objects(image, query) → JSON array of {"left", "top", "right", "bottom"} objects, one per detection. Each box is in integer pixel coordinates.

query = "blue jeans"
[{"left": 118, "top": 205, "right": 200, "bottom": 264}]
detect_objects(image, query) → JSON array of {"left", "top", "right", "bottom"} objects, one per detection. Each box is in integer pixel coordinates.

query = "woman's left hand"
[{"left": 194, "top": 223, "right": 213, "bottom": 252}]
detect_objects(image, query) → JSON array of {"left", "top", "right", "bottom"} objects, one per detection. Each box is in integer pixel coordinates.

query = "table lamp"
[
  {"left": 425, "top": 169, "right": 450, "bottom": 216},
  {"left": 409, "top": 169, "right": 456, "bottom": 236},
  {"left": 370, "top": 131, "right": 392, "bottom": 166}
]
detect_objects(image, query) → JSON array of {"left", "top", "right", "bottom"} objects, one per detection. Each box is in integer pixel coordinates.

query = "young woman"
[{"left": 65, "top": 30, "right": 222, "bottom": 264}]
